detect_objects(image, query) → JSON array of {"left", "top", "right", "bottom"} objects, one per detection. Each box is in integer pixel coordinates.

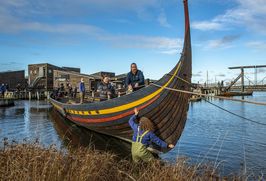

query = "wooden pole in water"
[
  {"left": 47, "top": 91, "right": 50, "bottom": 99},
  {"left": 37, "top": 91, "right": 40, "bottom": 100},
  {"left": 241, "top": 68, "right": 244, "bottom": 92},
  {"left": 206, "top": 71, "right": 209, "bottom": 88}
]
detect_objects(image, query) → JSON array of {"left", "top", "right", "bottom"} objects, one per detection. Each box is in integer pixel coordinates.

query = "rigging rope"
[
  {"left": 151, "top": 83, "right": 266, "bottom": 126},
  {"left": 244, "top": 75, "right": 255, "bottom": 85},
  {"left": 151, "top": 83, "right": 266, "bottom": 106},
  {"left": 257, "top": 76, "right": 266, "bottom": 85},
  {"left": 203, "top": 99, "right": 266, "bottom": 126}
]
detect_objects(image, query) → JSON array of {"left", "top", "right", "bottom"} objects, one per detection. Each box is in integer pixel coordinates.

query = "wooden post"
[
  {"left": 37, "top": 91, "right": 40, "bottom": 100},
  {"left": 241, "top": 68, "right": 244, "bottom": 92},
  {"left": 29, "top": 92, "right": 32, "bottom": 100},
  {"left": 47, "top": 91, "right": 50, "bottom": 99}
]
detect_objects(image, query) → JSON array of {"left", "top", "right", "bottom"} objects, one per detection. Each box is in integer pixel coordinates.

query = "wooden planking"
[
  {"left": 49, "top": 0, "right": 193, "bottom": 153},
  {"left": 164, "top": 96, "right": 190, "bottom": 143},
  {"left": 154, "top": 93, "right": 185, "bottom": 140}
]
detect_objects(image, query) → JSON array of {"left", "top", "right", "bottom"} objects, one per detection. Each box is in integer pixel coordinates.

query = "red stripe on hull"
[{"left": 67, "top": 95, "right": 160, "bottom": 123}]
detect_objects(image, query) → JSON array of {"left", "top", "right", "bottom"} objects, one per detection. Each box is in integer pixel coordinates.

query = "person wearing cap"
[
  {"left": 79, "top": 78, "right": 85, "bottom": 104},
  {"left": 129, "top": 108, "right": 175, "bottom": 162}
]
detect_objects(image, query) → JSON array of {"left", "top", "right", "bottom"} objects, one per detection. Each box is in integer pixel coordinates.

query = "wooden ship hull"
[{"left": 50, "top": 0, "right": 192, "bottom": 152}]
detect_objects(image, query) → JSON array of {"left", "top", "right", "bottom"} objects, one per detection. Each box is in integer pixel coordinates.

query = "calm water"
[{"left": 0, "top": 92, "right": 266, "bottom": 176}]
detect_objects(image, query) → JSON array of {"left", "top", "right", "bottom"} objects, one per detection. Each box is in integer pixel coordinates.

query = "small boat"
[
  {"left": 50, "top": 0, "right": 192, "bottom": 152},
  {"left": 190, "top": 95, "right": 202, "bottom": 102},
  {"left": 219, "top": 91, "right": 253, "bottom": 97}
]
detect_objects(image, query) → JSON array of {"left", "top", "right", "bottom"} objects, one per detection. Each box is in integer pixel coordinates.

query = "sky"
[{"left": 0, "top": 0, "right": 266, "bottom": 84}]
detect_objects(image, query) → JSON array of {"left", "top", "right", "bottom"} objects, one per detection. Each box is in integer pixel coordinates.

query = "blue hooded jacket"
[{"left": 128, "top": 115, "right": 168, "bottom": 148}]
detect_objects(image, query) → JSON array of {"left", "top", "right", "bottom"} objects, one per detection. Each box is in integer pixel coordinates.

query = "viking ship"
[{"left": 50, "top": 0, "right": 192, "bottom": 152}]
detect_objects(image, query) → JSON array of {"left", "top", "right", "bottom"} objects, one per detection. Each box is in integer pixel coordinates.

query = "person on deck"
[
  {"left": 126, "top": 63, "right": 145, "bottom": 93},
  {"left": 58, "top": 83, "right": 65, "bottom": 97},
  {"left": 1, "top": 83, "right": 6, "bottom": 98},
  {"left": 73, "top": 87, "right": 77, "bottom": 98},
  {"left": 97, "top": 75, "right": 116, "bottom": 100},
  {"left": 128, "top": 108, "right": 174, "bottom": 163},
  {"left": 67, "top": 83, "right": 73, "bottom": 97},
  {"left": 5, "top": 84, "right": 9, "bottom": 91},
  {"left": 79, "top": 78, "right": 86, "bottom": 104},
  {"left": 0, "top": 84, "right": 2, "bottom": 98}
]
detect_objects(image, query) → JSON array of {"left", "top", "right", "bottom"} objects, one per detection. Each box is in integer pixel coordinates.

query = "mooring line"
[
  {"left": 151, "top": 83, "right": 266, "bottom": 126},
  {"left": 151, "top": 83, "right": 266, "bottom": 106},
  {"left": 203, "top": 99, "right": 266, "bottom": 126}
]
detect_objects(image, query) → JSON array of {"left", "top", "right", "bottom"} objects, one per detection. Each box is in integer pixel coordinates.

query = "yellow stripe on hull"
[{"left": 67, "top": 62, "right": 181, "bottom": 116}]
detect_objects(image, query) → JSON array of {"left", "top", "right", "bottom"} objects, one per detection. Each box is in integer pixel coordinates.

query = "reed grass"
[{"left": 0, "top": 140, "right": 244, "bottom": 181}]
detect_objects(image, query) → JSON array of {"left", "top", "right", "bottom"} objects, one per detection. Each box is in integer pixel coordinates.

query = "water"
[{"left": 0, "top": 92, "right": 266, "bottom": 176}]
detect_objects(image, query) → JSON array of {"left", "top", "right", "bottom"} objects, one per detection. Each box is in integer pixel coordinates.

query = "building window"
[
  {"left": 30, "top": 70, "right": 33, "bottom": 75},
  {"left": 43, "top": 67, "right": 46, "bottom": 77},
  {"left": 48, "top": 69, "right": 52, "bottom": 74}
]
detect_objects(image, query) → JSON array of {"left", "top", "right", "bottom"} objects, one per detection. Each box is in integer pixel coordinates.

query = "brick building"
[
  {"left": 53, "top": 70, "right": 95, "bottom": 91},
  {"left": 28, "top": 63, "right": 80, "bottom": 91},
  {"left": 0, "top": 70, "right": 26, "bottom": 90}
]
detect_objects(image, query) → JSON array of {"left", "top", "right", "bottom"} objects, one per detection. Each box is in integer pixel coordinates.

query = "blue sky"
[{"left": 0, "top": 0, "right": 266, "bottom": 84}]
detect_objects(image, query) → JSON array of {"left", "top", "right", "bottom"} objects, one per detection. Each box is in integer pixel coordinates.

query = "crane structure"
[{"left": 227, "top": 65, "right": 266, "bottom": 92}]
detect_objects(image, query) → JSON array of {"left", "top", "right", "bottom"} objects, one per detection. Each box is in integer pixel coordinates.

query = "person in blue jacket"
[
  {"left": 129, "top": 108, "right": 175, "bottom": 162},
  {"left": 1, "top": 83, "right": 6, "bottom": 98},
  {"left": 126, "top": 63, "right": 145, "bottom": 92},
  {"left": 79, "top": 78, "right": 86, "bottom": 104}
]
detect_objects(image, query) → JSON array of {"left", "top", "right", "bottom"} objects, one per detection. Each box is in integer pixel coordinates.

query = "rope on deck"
[{"left": 151, "top": 83, "right": 266, "bottom": 126}]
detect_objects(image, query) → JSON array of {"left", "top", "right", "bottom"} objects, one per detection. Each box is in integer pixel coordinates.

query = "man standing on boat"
[
  {"left": 126, "top": 63, "right": 145, "bottom": 93},
  {"left": 79, "top": 78, "right": 85, "bottom": 104}
]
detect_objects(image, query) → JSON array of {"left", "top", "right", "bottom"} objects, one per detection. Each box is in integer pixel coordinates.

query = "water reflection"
[
  {"left": 162, "top": 92, "right": 266, "bottom": 176},
  {"left": 0, "top": 100, "right": 131, "bottom": 158},
  {"left": 50, "top": 109, "right": 131, "bottom": 157},
  {"left": 0, "top": 92, "right": 266, "bottom": 176}
]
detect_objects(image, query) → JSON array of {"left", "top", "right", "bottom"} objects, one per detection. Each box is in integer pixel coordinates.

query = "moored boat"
[
  {"left": 219, "top": 91, "right": 253, "bottom": 97},
  {"left": 50, "top": 0, "right": 192, "bottom": 153}
]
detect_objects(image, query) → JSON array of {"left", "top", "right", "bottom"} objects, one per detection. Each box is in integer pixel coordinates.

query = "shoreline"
[{"left": 0, "top": 141, "right": 249, "bottom": 181}]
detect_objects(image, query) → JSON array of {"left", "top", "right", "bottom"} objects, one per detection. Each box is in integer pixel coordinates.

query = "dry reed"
[{"left": 0, "top": 140, "right": 245, "bottom": 181}]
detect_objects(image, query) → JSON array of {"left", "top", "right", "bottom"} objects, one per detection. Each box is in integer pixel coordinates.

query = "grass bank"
[{"left": 0, "top": 141, "right": 245, "bottom": 181}]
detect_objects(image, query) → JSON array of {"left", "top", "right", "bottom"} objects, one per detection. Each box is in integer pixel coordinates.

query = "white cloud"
[
  {"left": 246, "top": 41, "right": 266, "bottom": 50},
  {"left": 159, "top": 49, "right": 179, "bottom": 55},
  {"left": 0, "top": 0, "right": 183, "bottom": 53},
  {"left": 158, "top": 10, "right": 171, "bottom": 28},
  {"left": 203, "top": 35, "right": 240, "bottom": 49},
  {"left": 0, "top": 0, "right": 160, "bottom": 23},
  {"left": 0, "top": 16, "right": 182, "bottom": 53},
  {"left": 191, "top": 0, "right": 266, "bottom": 34},
  {"left": 191, "top": 21, "right": 224, "bottom": 31},
  {"left": 100, "top": 35, "right": 182, "bottom": 51}
]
